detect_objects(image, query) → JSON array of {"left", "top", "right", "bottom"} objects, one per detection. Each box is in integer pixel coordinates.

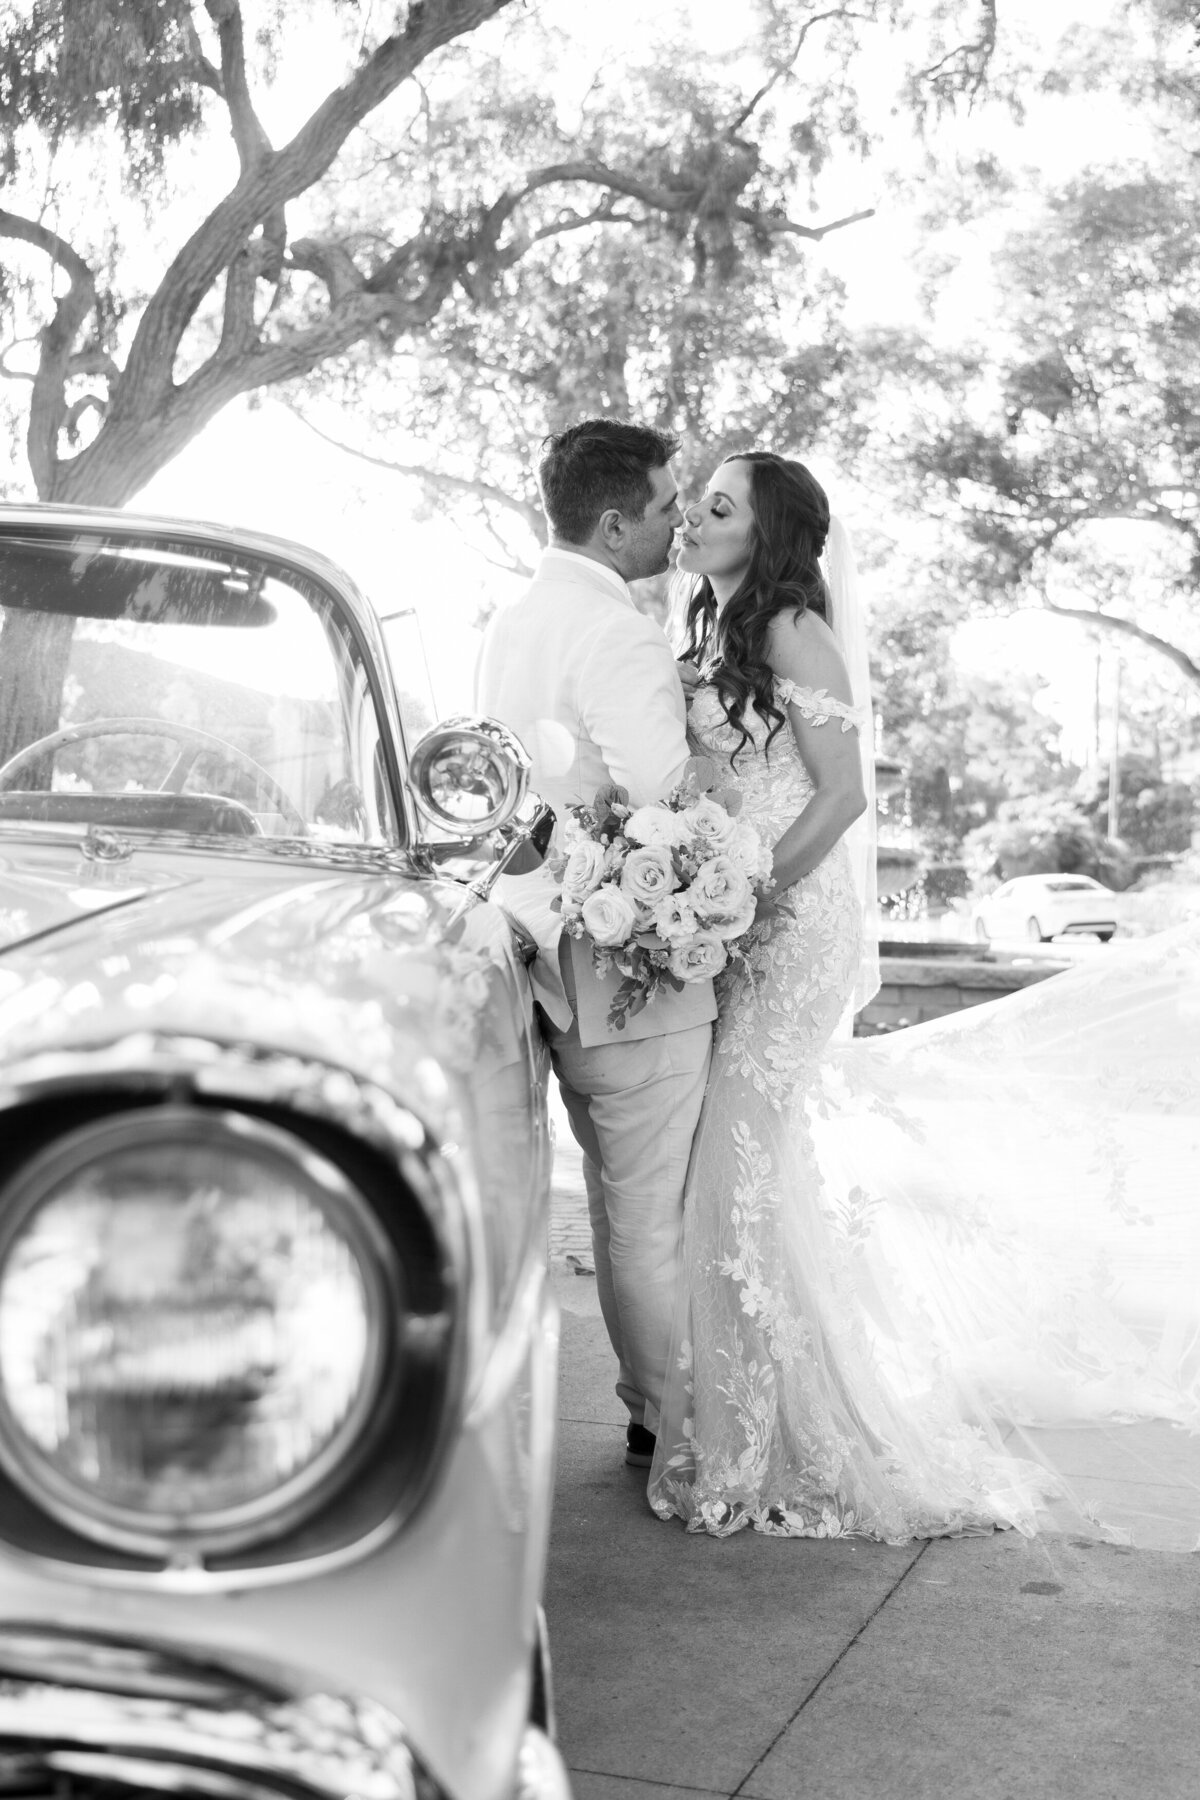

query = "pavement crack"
[{"left": 731, "top": 1539, "right": 933, "bottom": 1798}]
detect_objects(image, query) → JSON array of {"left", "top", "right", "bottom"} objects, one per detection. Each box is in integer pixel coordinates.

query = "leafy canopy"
[{"left": 0, "top": 0, "right": 1004, "bottom": 512}]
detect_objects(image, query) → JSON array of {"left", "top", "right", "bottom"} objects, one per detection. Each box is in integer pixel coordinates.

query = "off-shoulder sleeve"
[{"left": 775, "top": 677, "right": 865, "bottom": 732}]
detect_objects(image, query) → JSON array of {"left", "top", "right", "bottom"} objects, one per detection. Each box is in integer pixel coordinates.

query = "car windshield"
[{"left": 0, "top": 530, "right": 401, "bottom": 848}]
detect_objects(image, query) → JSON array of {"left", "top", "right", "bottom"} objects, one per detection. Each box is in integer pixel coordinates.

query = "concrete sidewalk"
[{"left": 543, "top": 1120, "right": 1200, "bottom": 1800}]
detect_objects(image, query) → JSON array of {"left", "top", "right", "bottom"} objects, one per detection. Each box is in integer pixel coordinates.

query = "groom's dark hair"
[{"left": 538, "top": 419, "right": 680, "bottom": 544}]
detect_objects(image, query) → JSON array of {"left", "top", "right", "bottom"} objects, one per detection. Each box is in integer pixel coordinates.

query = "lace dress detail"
[
  {"left": 648, "top": 681, "right": 1200, "bottom": 1547},
  {"left": 774, "top": 678, "right": 865, "bottom": 733}
]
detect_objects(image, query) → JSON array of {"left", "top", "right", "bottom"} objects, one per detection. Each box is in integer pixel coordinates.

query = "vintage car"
[{"left": 0, "top": 503, "right": 569, "bottom": 1800}]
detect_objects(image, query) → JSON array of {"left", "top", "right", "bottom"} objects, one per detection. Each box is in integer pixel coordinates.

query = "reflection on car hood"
[
  {"left": 0, "top": 829, "right": 525, "bottom": 1107},
  {"left": 0, "top": 838, "right": 200, "bottom": 950}
]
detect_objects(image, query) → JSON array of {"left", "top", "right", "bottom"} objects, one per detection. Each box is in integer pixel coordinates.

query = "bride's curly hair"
[{"left": 678, "top": 452, "right": 831, "bottom": 765}]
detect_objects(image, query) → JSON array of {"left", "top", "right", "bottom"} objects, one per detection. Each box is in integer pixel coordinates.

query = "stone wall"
[{"left": 855, "top": 947, "right": 1070, "bottom": 1034}]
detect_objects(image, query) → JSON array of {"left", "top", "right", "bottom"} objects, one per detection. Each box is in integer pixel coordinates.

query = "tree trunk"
[{"left": 0, "top": 609, "right": 75, "bottom": 779}]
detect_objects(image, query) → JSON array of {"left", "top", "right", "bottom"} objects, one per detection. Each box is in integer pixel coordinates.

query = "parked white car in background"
[{"left": 972, "top": 874, "right": 1120, "bottom": 943}]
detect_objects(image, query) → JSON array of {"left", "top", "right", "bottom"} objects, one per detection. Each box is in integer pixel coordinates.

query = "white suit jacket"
[{"left": 475, "top": 547, "right": 717, "bottom": 1047}]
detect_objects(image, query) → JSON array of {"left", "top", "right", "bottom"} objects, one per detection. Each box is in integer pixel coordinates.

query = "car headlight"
[
  {"left": 0, "top": 1108, "right": 397, "bottom": 1558},
  {"left": 408, "top": 714, "right": 530, "bottom": 836}
]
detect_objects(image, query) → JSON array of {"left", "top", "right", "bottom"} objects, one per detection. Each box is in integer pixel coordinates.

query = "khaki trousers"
[{"left": 547, "top": 957, "right": 712, "bottom": 1433}]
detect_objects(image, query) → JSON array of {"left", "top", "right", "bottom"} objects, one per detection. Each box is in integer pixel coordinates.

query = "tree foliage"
[
  {"left": 857, "top": 4, "right": 1200, "bottom": 697},
  {"left": 300, "top": 218, "right": 871, "bottom": 583},
  {"left": 1078, "top": 752, "right": 1196, "bottom": 855},
  {"left": 0, "top": 0, "right": 954, "bottom": 511},
  {"left": 869, "top": 573, "right": 1075, "bottom": 856},
  {"left": 963, "top": 794, "right": 1134, "bottom": 888}
]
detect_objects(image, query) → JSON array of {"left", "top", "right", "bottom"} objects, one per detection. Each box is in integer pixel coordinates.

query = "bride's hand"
[
  {"left": 677, "top": 659, "right": 703, "bottom": 703},
  {"left": 753, "top": 888, "right": 794, "bottom": 927}
]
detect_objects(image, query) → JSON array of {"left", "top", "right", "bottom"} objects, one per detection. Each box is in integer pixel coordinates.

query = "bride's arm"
[{"left": 758, "top": 610, "right": 867, "bottom": 915}]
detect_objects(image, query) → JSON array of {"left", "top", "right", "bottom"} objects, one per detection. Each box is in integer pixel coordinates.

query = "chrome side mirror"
[{"left": 408, "top": 715, "right": 531, "bottom": 839}]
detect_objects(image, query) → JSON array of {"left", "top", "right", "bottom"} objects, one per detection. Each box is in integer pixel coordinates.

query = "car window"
[
  {"left": 992, "top": 882, "right": 1014, "bottom": 900},
  {"left": 0, "top": 532, "right": 401, "bottom": 847},
  {"left": 1044, "top": 879, "right": 1097, "bottom": 892}
]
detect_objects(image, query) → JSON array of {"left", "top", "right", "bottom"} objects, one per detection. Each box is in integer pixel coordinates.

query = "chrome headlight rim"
[
  {"left": 0, "top": 1106, "right": 401, "bottom": 1560},
  {"left": 408, "top": 713, "right": 531, "bottom": 837}
]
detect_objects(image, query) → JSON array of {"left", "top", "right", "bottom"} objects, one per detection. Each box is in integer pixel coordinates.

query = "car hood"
[
  {"left": 0, "top": 835, "right": 203, "bottom": 951},
  {"left": 0, "top": 830, "right": 526, "bottom": 1111}
]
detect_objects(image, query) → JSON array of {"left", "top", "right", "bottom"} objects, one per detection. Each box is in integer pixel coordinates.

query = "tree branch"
[
  {"left": 291, "top": 237, "right": 380, "bottom": 305},
  {"left": 219, "top": 248, "right": 259, "bottom": 356},
  {"left": 511, "top": 201, "right": 640, "bottom": 259},
  {"left": 178, "top": 10, "right": 224, "bottom": 94},
  {"left": 204, "top": 0, "right": 287, "bottom": 277},
  {"left": 0, "top": 336, "right": 39, "bottom": 383},
  {"left": 733, "top": 202, "right": 876, "bottom": 240},
  {"left": 918, "top": 0, "right": 999, "bottom": 107},
  {"left": 111, "top": 0, "right": 517, "bottom": 429},
  {"left": 0, "top": 208, "right": 98, "bottom": 495},
  {"left": 483, "top": 161, "right": 873, "bottom": 256},
  {"left": 206, "top": 0, "right": 269, "bottom": 173},
  {"left": 67, "top": 345, "right": 122, "bottom": 383},
  {"left": 1040, "top": 601, "right": 1200, "bottom": 687},
  {"left": 63, "top": 393, "right": 107, "bottom": 444},
  {"left": 728, "top": 8, "right": 874, "bottom": 134},
  {"left": 281, "top": 403, "right": 548, "bottom": 544},
  {"left": 475, "top": 539, "right": 537, "bottom": 579}
]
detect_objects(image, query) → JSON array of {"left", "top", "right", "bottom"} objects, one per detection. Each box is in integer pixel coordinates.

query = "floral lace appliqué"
[
  {"left": 774, "top": 677, "right": 866, "bottom": 732},
  {"left": 648, "top": 680, "right": 1088, "bottom": 1545}
]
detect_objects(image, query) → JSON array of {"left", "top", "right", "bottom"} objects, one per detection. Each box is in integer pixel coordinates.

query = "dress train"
[{"left": 648, "top": 678, "right": 1200, "bottom": 1549}]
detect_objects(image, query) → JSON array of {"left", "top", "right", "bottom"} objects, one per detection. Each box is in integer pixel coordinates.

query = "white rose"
[
  {"left": 651, "top": 891, "right": 699, "bottom": 947},
  {"left": 668, "top": 931, "right": 729, "bottom": 982},
  {"left": 562, "top": 837, "right": 609, "bottom": 905},
  {"left": 680, "top": 795, "right": 738, "bottom": 855},
  {"left": 620, "top": 843, "right": 679, "bottom": 909},
  {"left": 624, "top": 804, "right": 686, "bottom": 848},
  {"left": 688, "top": 855, "right": 756, "bottom": 938},
  {"left": 709, "top": 896, "right": 756, "bottom": 940},
  {"left": 729, "top": 819, "right": 774, "bottom": 882},
  {"left": 580, "top": 882, "right": 639, "bottom": 947}
]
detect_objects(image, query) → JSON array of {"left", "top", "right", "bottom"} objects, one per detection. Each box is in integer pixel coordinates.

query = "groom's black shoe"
[{"left": 625, "top": 1423, "right": 656, "bottom": 1468}]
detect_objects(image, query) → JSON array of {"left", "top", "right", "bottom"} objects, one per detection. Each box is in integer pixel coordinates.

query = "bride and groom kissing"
[{"left": 477, "top": 416, "right": 1200, "bottom": 1549}]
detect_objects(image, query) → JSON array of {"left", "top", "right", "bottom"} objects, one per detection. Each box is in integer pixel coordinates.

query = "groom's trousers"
[{"left": 547, "top": 951, "right": 713, "bottom": 1434}]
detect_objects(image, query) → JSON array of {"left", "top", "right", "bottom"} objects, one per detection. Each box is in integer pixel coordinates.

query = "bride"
[{"left": 648, "top": 450, "right": 1200, "bottom": 1550}]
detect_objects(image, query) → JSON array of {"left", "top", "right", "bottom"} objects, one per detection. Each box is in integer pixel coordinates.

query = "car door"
[{"left": 987, "top": 880, "right": 1016, "bottom": 934}]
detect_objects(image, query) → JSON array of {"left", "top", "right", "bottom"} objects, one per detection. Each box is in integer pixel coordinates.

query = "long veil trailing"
[
  {"left": 817, "top": 517, "right": 1199, "bottom": 1547},
  {"left": 821, "top": 516, "right": 879, "bottom": 1018},
  {"left": 662, "top": 509, "right": 1199, "bottom": 1550},
  {"left": 814, "top": 919, "right": 1200, "bottom": 1551}
]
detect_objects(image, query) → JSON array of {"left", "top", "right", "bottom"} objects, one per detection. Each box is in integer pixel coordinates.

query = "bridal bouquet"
[{"left": 552, "top": 758, "right": 774, "bottom": 1030}]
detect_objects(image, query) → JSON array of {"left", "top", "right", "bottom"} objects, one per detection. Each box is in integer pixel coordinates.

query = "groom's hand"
[{"left": 677, "top": 659, "right": 703, "bottom": 703}]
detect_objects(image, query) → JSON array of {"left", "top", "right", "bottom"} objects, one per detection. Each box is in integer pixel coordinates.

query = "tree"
[
  {"left": 870, "top": 577, "right": 1076, "bottom": 855},
  {"left": 906, "top": 170, "right": 1200, "bottom": 690},
  {"left": 0, "top": 0, "right": 1037, "bottom": 761},
  {"left": 0, "top": 0, "right": 933, "bottom": 763},
  {"left": 1078, "top": 752, "right": 1196, "bottom": 856},
  {"left": 0, "top": 0, "right": 909, "bottom": 515},
  {"left": 260, "top": 2, "right": 1015, "bottom": 572},
  {"left": 963, "top": 795, "right": 1133, "bottom": 887},
  {"left": 291, "top": 221, "right": 866, "bottom": 585},
  {"left": 854, "top": 0, "right": 1200, "bottom": 697}
]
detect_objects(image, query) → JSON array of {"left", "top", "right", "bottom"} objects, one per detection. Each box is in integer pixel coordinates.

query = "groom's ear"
[{"left": 597, "top": 506, "right": 627, "bottom": 550}]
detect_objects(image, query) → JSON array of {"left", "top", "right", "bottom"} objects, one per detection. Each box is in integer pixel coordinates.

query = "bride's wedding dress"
[{"left": 648, "top": 678, "right": 1200, "bottom": 1549}]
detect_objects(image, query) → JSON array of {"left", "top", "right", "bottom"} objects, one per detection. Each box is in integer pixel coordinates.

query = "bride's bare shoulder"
[{"left": 766, "top": 607, "right": 852, "bottom": 703}]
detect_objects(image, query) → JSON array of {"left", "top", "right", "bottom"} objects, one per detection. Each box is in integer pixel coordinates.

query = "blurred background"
[{"left": 3, "top": 0, "right": 1198, "bottom": 941}]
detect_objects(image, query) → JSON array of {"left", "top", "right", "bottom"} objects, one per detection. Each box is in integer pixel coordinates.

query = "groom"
[{"left": 476, "top": 418, "right": 716, "bottom": 1466}]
